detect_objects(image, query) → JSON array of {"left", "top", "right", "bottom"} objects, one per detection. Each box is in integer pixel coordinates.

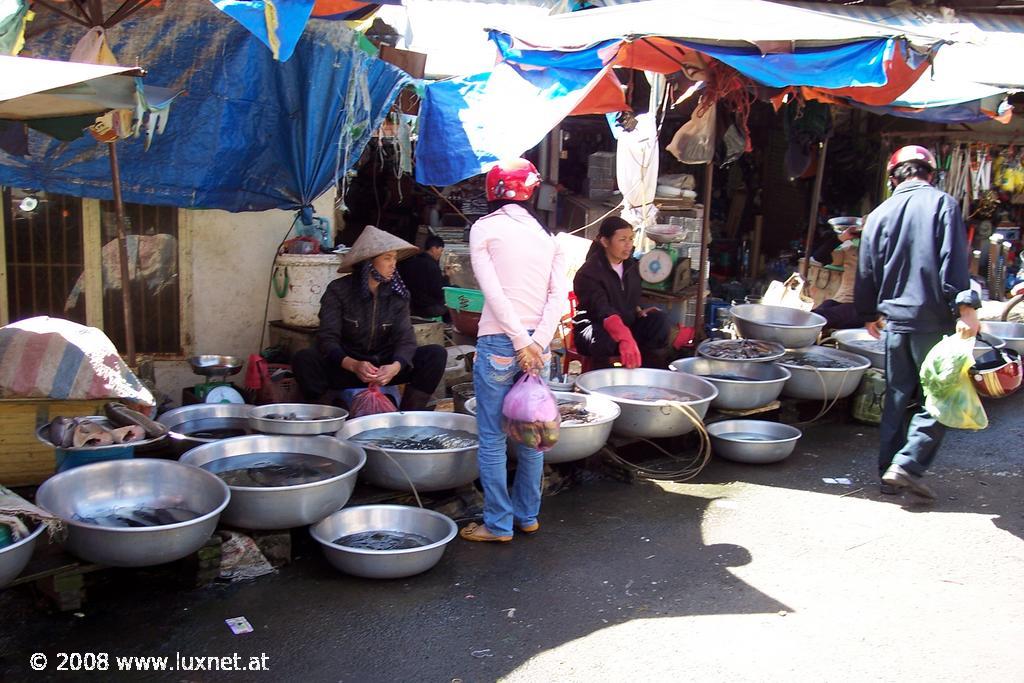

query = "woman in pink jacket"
[{"left": 460, "top": 159, "right": 568, "bottom": 543}]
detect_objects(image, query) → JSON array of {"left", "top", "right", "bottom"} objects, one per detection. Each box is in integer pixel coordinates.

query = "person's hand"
[
  {"left": 956, "top": 306, "right": 980, "bottom": 339},
  {"left": 345, "top": 358, "right": 380, "bottom": 384},
  {"left": 838, "top": 228, "right": 855, "bottom": 243},
  {"left": 865, "top": 318, "right": 885, "bottom": 339},
  {"left": 637, "top": 306, "right": 660, "bottom": 318},
  {"left": 375, "top": 362, "right": 402, "bottom": 386},
  {"left": 516, "top": 343, "right": 545, "bottom": 375}
]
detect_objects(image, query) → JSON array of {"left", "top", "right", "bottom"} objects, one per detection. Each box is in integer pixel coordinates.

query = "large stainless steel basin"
[
  {"left": 310, "top": 505, "right": 457, "bottom": 579},
  {"left": 336, "top": 412, "right": 479, "bottom": 492},
  {"left": 670, "top": 357, "right": 790, "bottom": 410},
  {"left": 576, "top": 368, "right": 718, "bottom": 438},
  {"left": 35, "top": 459, "right": 229, "bottom": 567},
  {"left": 980, "top": 322, "right": 1024, "bottom": 355},
  {"left": 158, "top": 403, "right": 256, "bottom": 455},
  {"left": 777, "top": 347, "right": 872, "bottom": 400},
  {"left": 731, "top": 304, "right": 826, "bottom": 349},
  {"left": 0, "top": 523, "right": 45, "bottom": 588},
  {"left": 180, "top": 435, "right": 365, "bottom": 530}
]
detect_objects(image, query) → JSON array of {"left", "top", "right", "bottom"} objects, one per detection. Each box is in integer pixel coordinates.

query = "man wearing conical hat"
[{"left": 291, "top": 226, "right": 447, "bottom": 411}]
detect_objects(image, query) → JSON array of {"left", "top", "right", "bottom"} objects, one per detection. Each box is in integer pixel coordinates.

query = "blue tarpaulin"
[
  {"left": 0, "top": 0, "right": 408, "bottom": 213},
  {"left": 415, "top": 0, "right": 944, "bottom": 186}
]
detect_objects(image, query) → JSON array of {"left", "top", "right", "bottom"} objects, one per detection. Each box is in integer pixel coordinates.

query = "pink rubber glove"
[{"left": 603, "top": 315, "right": 642, "bottom": 369}]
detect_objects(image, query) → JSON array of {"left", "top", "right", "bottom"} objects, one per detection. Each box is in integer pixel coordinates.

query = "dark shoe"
[
  {"left": 879, "top": 483, "right": 902, "bottom": 496},
  {"left": 399, "top": 387, "right": 434, "bottom": 412},
  {"left": 881, "top": 464, "right": 936, "bottom": 500}
]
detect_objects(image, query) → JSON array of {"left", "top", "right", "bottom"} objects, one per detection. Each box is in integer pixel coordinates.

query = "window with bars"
[
  {"left": 3, "top": 188, "right": 87, "bottom": 325},
  {"left": 2, "top": 188, "right": 183, "bottom": 356}
]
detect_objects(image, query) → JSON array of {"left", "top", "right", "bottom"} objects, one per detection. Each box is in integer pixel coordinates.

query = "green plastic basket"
[{"left": 443, "top": 287, "right": 485, "bottom": 314}]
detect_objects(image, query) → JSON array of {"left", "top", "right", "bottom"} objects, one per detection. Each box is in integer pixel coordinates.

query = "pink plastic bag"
[
  {"left": 501, "top": 374, "right": 560, "bottom": 451},
  {"left": 350, "top": 385, "right": 398, "bottom": 418}
]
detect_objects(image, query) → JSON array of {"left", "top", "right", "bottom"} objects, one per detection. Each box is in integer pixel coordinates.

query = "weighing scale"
[
  {"left": 638, "top": 245, "right": 692, "bottom": 293},
  {"left": 187, "top": 355, "right": 245, "bottom": 404}
]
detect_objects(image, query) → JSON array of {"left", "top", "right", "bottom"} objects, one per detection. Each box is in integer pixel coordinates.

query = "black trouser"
[
  {"left": 879, "top": 330, "right": 947, "bottom": 477},
  {"left": 292, "top": 345, "right": 447, "bottom": 401},
  {"left": 576, "top": 310, "right": 671, "bottom": 368}
]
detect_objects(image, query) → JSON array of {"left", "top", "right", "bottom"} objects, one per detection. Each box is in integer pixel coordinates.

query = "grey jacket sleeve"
[
  {"left": 937, "top": 195, "right": 972, "bottom": 314},
  {"left": 854, "top": 219, "right": 880, "bottom": 323}
]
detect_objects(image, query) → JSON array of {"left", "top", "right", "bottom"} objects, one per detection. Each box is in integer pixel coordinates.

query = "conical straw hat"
[{"left": 337, "top": 225, "right": 419, "bottom": 273}]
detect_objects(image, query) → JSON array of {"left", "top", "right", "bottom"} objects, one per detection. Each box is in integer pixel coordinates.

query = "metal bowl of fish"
[
  {"left": 669, "top": 357, "right": 791, "bottom": 411},
  {"left": 34, "top": 459, "right": 229, "bottom": 567},
  {"left": 179, "top": 435, "right": 365, "bottom": 530},
  {"left": 777, "top": 347, "right": 872, "bottom": 401},
  {"left": 973, "top": 332, "right": 1007, "bottom": 360},
  {"left": 336, "top": 412, "right": 479, "bottom": 493},
  {"left": 464, "top": 391, "right": 620, "bottom": 463},
  {"left": 37, "top": 415, "right": 166, "bottom": 453},
  {"left": 310, "top": 505, "right": 458, "bottom": 579},
  {"left": 248, "top": 403, "right": 349, "bottom": 436},
  {"left": 157, "top": 403, "right": 256, "bottom": 455},
  {"left": 576, "top": 368, "right": 718, "bottom": 438},
  {"left": 730, "top": 304, "right": 827, "bottom": 350},
  {"left": 708, "top": 420, "right": 802, "bottom": 464},
  {"left": 0, "top": 521, "right": 46, "bottom": 588},
  {"left": 827, "top": 329, "right": 886, "bottom": 370},
  {"left": 980, "top": 321, "right": 1024, "bottom": 355},
  {"left": 697, "top": 338, "right": 786, "bottom": 363}
]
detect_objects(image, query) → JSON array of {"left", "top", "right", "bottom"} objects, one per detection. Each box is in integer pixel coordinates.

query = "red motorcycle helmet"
[
  {"left": 971, "top": 335, "right": 1022, "bottom": 399},
  {"left": 485, "top": 158, "right": 542, "bottom": 202},
  {"left": 886, "top": 145, "right": 937, "bottom": 175}
]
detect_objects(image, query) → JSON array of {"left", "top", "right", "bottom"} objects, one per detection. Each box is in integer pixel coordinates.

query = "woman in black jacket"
[
  {"left": 292, "top": 226, "right": 446, "bottom": 410},
  {"left": 572, "top": 217, "right": 670, "bottom": 368}
]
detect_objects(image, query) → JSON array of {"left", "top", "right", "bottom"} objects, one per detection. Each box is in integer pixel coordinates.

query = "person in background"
[
  {"left": 855, "top": 145, "right": 980, "bottom": 501},
  {"left": 812, "top": 221, "right": 863, "bottom": 330},
  {"left": 461, "top": 158, "right": 568, "bottom": 543},
  {"left": 398, "top": 233, "right": 448, "bottom": 320},
  {"left": 572, "top": 216, "right": 670, "bottom": 368},
  {"left": 292, "top": 226, "right": 446, "bottom": 411}
]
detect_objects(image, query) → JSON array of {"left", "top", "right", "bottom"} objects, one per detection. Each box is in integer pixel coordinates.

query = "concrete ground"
[{"left": 1, "top": 398, "right": 1021, "bottom": 682}]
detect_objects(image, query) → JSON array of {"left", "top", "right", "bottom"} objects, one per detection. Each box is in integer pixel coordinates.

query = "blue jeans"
[
  {"left": 879, "top": 330, "right": 948, "bottom": 477},
  {"left": 473, "top": 334, "right": 549, "bottom": 537}
]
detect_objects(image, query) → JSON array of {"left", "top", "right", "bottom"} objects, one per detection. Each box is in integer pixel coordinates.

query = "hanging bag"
[{"left": 501, "top": 374, "right": 561, "bottom": 451}]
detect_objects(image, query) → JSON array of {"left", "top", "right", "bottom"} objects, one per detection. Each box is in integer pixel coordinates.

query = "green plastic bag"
[{"left": 920, "top": 335, "right": 988, "bottom": 430}]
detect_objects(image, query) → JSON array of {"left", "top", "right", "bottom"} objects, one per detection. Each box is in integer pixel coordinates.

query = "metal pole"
[
  {"left": 800, "top": 138, "right": 829, "bottom": 278},
  {"left": 694, "top": 161, "right": 713, "bottom": 341},
  {"left": 107, "top": 141, "right": 136, "bottom": 366}
]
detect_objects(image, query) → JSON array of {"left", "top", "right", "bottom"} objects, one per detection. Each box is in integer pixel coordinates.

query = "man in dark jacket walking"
[{"left": 855, "top": 145, "right": 980, "bottom": 500}]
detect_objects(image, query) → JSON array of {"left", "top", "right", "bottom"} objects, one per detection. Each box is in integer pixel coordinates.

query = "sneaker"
[
  {"left": 879, "top": 483, "right": 902, "bottom": 496},
  {"left": 881, "top": 464, "right": 936, "bottom": 500}
]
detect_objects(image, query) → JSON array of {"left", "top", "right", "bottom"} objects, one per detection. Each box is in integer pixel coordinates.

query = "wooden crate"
[{"left": 0, "top": 398, "right": 108, "bottom": 485}]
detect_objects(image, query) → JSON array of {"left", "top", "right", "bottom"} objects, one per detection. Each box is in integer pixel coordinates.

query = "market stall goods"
[
  {"left": 0, "top": 522, "right": 45, "bottom": 588},
  {"left": 248, "top": 403, "right": 348, "bottom": 436},
  {"left": 157, "top": 403, "right": 256, "bottom": 455}
]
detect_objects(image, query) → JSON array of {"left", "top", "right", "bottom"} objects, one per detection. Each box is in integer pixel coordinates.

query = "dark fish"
[
  {"left": 49, "top": 416, "right": 75, "bottom": 448},
  {"left": 334, "top": 530, "right": 432, "bottom": 551},
  {"left": 781, "top": 353, "right": 861, "bottom": 369},
  {"left": 350, "top": 427, "right": 478, "bottom": 451},
  {"left": 104, "top": 402, "right": 167, "bottom": 439}
]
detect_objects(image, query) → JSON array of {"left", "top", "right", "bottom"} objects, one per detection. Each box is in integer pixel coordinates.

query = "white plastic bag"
[{"left": 667, "top": 101, "right": 716, "bottom": 165}]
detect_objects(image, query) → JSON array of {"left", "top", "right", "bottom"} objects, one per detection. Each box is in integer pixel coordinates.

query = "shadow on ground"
[{"left": 0, "top": 479, "right": 788, "bottom": 681}]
